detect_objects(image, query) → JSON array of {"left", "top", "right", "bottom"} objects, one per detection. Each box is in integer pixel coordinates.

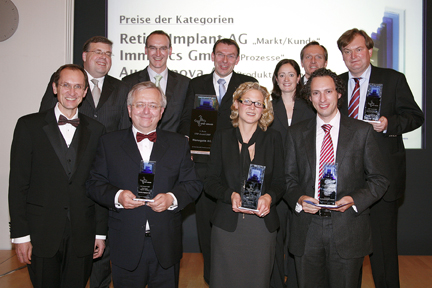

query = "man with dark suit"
[
  {"left": 285, "top": 68, "right": 389, "bottom": 287},
  {"left": 87, "top": 82, "right": 202, "bottom": 287},
  {"left": 178, "top": 38, "right": 257, "bottom": 284},
  {"left": 122, "top": 30, "right": 190, "bottom": 132},
  {"left": 40, "top": 36, "right": 131, "bottom": 133},
  {"left": 337, "top": 28, "right": 424, "bottom": 288},
  {"left": 40, "top": 36, "right": 131, "bottom": 288},
  {"left": 300, "top": 41, "right": 328, "bottom": 85},
  {"left": 9, "top": 64, "right": 107, "bottom": 288}
]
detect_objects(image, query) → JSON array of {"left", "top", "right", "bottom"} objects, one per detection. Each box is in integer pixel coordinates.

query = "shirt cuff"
[
  {"left": 96, "top": 235, "right": 106, "bottom": 240},
  {"left": 295, "top": 202, "right": 303, "bottom": 213},
  {"left": 11, "top": 235, "right": 31, "bottom": 244},
  {"left": 166, "top": 192, "right": 178, "bottom": 210},
  {"left": 115, "top": 190, "right": 125, "bottom": 209},
  {"left": 352, "top": 205, "right": 358, "bottom": 213}
]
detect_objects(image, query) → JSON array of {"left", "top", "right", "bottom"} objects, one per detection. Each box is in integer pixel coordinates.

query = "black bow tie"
[{"left": 58, "top": 115, "right": 80, "bottom": 127}]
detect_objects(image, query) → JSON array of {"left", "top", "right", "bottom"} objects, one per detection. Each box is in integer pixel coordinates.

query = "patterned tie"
[
  {"left": 348, "top": 78, "right": 361, "bottom": 119},
  {"left": 154, "top": 75, "right": 163, "bottom": 87},
  {"left": 58, "top": 115, "right": 80, "bottom": 127},
  {"left": 217, "top": 78, "right": 226, "bottom": 104},
  {"left": 318, "top": 124, "right": 334, "bottom": 198},
  {"left": 136, "top": 132, "right": 157, "bottom": 142},
  {"left": 91, "top": 79, "right": 101, "bottom": 107}
]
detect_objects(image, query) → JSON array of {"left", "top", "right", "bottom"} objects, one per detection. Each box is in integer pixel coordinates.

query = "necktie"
[
  {"left": 348, "top": 78, "right": 361, "bottom": 119},
  {"left": 58, "top": 115, "right": 80, "bottom": 127},
  {"left": 217, "top": 78, "right": 226, "bottom": 104},
  {"left": 91, "top": 79, "right": 101, "bottom": 107},
  {"left": 318, "top": 124, "right": 334, "bottom": 198},
  {"left": 136, "top": 132, "right": 157, "bottom": 142},
  {"left": 154, "top": 75, "right": 163, "bottom": 87}
]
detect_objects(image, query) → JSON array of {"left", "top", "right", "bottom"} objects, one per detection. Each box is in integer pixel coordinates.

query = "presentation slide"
[{"left": 108, "top": 0, "right": 423, "bottom": 148}]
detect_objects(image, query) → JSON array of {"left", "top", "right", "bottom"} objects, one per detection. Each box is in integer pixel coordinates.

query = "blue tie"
[{"left": 217, "top": 78, "right": 226, "bottom": 104}]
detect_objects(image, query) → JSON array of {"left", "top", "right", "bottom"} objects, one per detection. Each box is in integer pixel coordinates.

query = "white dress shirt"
[
  {"left": 347, "top": 64, "right": 372, "bottom": 120},
  {"left": 213, "top": 72, "right": 233, "bottom": 101},
  {"left": 147, "top": 66, "right": 168, "bottom": 94}
]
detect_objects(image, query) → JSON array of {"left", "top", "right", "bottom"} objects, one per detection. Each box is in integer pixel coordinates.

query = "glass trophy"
[
  {"left": 363, "top": 83, "right": 383, "bottom": 123},
  {"left": 189, "top": 94, "right": 218, "bottom": 155},
  {"left": 239, "top": 164, "right": 266, "bottom": 211},
  {"left": 134, "top": 161, "right": 156, "bottom": 202},
  {"left": 319, "top": 164, "right": 337, "bottom": 206}
]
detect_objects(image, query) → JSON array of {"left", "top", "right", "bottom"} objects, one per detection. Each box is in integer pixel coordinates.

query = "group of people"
[{"left": 8, "top": 27, "right": 423, "bottom": 288}]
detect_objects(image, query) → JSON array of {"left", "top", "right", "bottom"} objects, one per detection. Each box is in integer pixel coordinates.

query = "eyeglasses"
[
  {"left": 59, "top": 83, "right": 85, "bottom": 91},
  {"left": 147, "top": 46, "right": 169, "bottom": 53},
  {"left": 215, "top": 53, "right": 238, "bottom": 61},
  {"left": 238, "top": 99, "right": 265, "bottom": 108},
  {"left": 87, "top": 50, "right": 113, "bottom": 57},
  {"left": 131, "top": 103, "right": 161, "bottom": 110}
]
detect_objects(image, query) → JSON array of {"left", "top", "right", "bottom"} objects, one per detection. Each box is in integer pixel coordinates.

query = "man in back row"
[
  {"left": 122, "top": 30, "right": 190, "bottom": 132},
  {"left": 300, "top": 41, "right": 328, "bottom": 84},
  {"left": 178, "top": 38, "right": 257, "bottom": 284},
  {"left": 337, "top": 28, "right": 424, "bottom": 288}
]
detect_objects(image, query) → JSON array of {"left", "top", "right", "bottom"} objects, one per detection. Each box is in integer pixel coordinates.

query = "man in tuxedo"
[
  {"left": 300, "top": 41, "right": 328, "bottom": 84},
  {"left": 40, "top": 36, "right": 131, "bottom": 288},
  {"left": 40, "top": 36, "right": 130, "bottom": 133},
  {"left": 336, "top": 28, "right": 424, "bottom": 288},
  {"left": 177, "top": 38, "right": 257, "bottom": 284},
  {"left": 87, "top": 82, "right": 202, "bottom": 287},
  {"left": 285, "top": 68, "right": 389, "bottom": 287},
  {"left": 122, "top": 30, "right": 190, "bottom": 132},
  {"left": 9, "top": 64, "right": 107, "bottom": 288}
]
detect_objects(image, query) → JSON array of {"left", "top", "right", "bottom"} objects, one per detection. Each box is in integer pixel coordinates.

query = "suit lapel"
[
  {"left": 273, "top": 97, "right": 289, "bottom": 130},
  {"left": 302, "top": 118, "right": 317, "bottom": 183},
  {"left": 43, "top": 110, "right": 69, "bottom": 175},
  {"left": 336, "top": 115, "right": 354, "bottom": 168},
  {"left": 70, "top": 114, "right": 91, "bottom": 177},
  {"left": 150, "top": 129, "right": 169, "bottom": 163},
  {"left": 97, "top": 75, "right": 114, "bottom": 108},
  {"left": 165, "top": 70, "right": 178, "bottom": 102},
  {"left": 121, "top": 128, "right": 142, "bottom": 169},
  {"left": 139, "top": 67, "right": 151, "bottom": 82}
]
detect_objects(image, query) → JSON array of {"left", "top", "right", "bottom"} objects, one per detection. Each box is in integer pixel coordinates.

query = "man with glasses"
[
  {"left": 40, "top": 36, "right": 131, "bottom": 133},
  {"left": 122, "top": 30, "right": 190, "bottom": 132},
  {"left": 178, "top": 38, "right": 257, "bottom": 284},
  {"left": 87, "top": 82, "right": 201, "bottom": 287},
  {"left": 9, "top": 64, "right": 107, "bottom": 288},
  {"left": 39, "top": 36, "right": 130, "bottom": 288}
]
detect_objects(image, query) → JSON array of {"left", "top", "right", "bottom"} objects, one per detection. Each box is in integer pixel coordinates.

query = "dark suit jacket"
[
  {"left": 339, "top": 65, "right": 424, "bottom": 201},
  {"left": 204, "top": 127, "right": 286, "bottom": 233},
  {"left": 40, "top": 74, "right": 131, "bottom": 133},
  {"left": 87, "top": 128, "right": 202, "bottom": 271},
  {"left": 178, "top": 71, "right": 257, "bottom": 136},
  {"left": 284, "top": 114, "right": 389, "bottom": 259},
  {"left": 270, "top": 96, "right": 315, "bottom": 144},
  {"left": 122, "top": 67, "right": 190, "bottom": 132},
  {"left": 178, "top": 71, "right": 257, "bottom": 166},
  {"left": 9, "top": 109, "right": 107, "bottom": 258}
]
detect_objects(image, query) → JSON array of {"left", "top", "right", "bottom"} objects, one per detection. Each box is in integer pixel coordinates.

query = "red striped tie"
[
  {"left": 348, "top": 78, "right": 361, "bottom": 119},
  {"left": 318, "top": 124, "right": 334, "bottom": 198}
]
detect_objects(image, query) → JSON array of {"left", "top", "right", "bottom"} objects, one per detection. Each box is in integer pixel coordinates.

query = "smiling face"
[
  {"left": 301, "top": 45, "right": 327, "bottom": 79},
  {"left": 276, "top": 63, "right": 300, "bottom": 94},
  {"left": 341, "top": 34, "right": 373, "bottom": 77},
  {"left": 211, "top": 43, "right": 240, "bottom": 78},
  {"left": 127, "top": 88, "right": 165, "bottom": 133},
  {"left": 145, "top": 33, "right": 172, "bottom": 74},
  {"left": 234, "top": 89, "right": 264, "bottom": 126},
  {"left": 53, "top": 68, "right": 87, "bottom": 118},
  {"left": 82, "top": 42, "right": 112, "bottom": 78},
  {"left": 309, "top": 76, "right": 341, "bottom": 122}
]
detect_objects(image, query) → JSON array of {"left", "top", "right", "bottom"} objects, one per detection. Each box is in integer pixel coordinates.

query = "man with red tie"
[
  {"left": 285, "top": 68, "right": 389, "bottom": 287},
  {"left": 87, "top": 81, "right": 202, "bottom": 287},
  {"left": 337, "top": 28, "right": 424, "bottom": 288}
]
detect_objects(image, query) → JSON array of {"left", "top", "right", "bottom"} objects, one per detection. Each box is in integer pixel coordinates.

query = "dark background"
[{"left": 73, "top": 0, "right": 431, "bottom": 255}]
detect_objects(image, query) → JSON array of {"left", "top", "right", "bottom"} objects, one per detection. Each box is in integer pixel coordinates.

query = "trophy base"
[
  {"left": 238, "top": 206, "right": 258, "bottom": 212},
  {"left": 133, "top": 198, "right": 154, "bottom": 202}
]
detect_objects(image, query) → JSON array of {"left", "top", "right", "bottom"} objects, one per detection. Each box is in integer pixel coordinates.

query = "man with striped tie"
[
  {"left": 337, "top": 28, "right": 424, "bottom": 288},
  {"left": 284, "top": 68, "right": 389, "bottom": 288}
]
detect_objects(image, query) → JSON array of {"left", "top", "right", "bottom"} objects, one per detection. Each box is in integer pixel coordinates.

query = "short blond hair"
[{"left": 230, "top": 82, "right": 274, "bottom": 131}]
